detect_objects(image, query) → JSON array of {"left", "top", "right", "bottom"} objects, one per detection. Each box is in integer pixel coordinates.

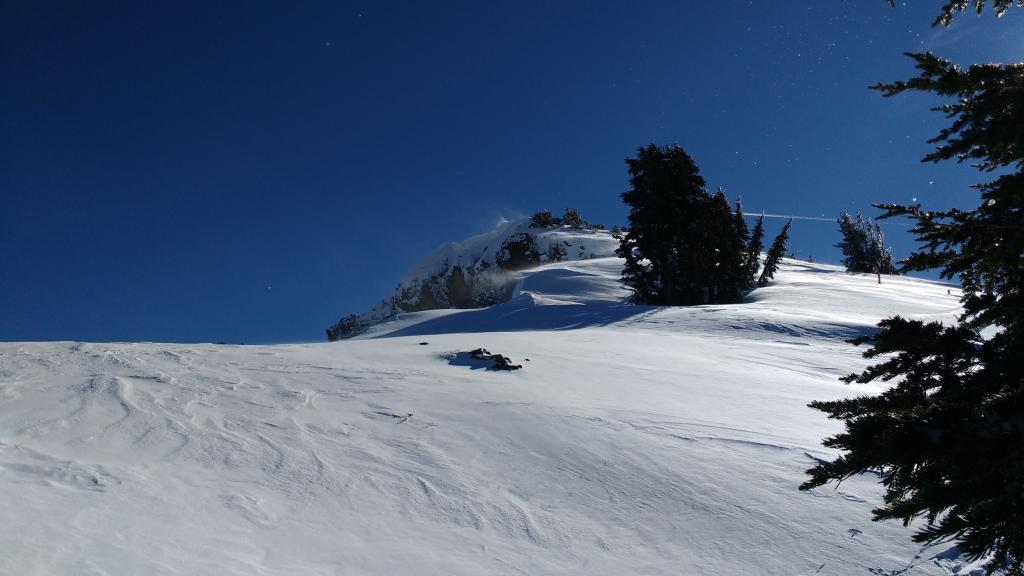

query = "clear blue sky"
[{"left": 2, "top": 1, "right": 1020, "bottom": 343}]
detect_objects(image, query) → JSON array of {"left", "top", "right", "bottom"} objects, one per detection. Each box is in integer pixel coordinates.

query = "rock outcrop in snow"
[{"left": 326, "top": 218, "right": 620, "bottom": 340}]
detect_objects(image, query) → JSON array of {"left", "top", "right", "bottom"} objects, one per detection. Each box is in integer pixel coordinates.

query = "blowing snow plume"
[{"left": 326, "top": 216, "right": 620, "bottom": 340}]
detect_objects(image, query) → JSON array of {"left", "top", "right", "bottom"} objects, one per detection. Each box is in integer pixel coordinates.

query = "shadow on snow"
[{"left": 372, "top": 294, "right": 654, "bottom": 339}]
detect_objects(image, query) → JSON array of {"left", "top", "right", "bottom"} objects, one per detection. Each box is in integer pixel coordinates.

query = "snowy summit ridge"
[{"left": 326, "top": 217, "right": 620, "bottom": 340}]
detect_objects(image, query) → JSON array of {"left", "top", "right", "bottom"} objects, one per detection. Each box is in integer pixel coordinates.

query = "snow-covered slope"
[
  {"left": 0, "top": 258, "right": 970, "bottom": 576},
  {"left": 326, "top": 218, "right": 620, "bottom": 340}
]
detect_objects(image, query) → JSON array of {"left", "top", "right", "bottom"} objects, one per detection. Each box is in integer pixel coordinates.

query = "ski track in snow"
[{"left": 0, "top": 258, "right": 968, "bottom": 575}]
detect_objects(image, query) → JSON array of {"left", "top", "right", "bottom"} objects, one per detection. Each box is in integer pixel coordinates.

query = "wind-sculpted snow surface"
[
  {"left": 326, "top": 219, "right": 620, "bottom": 340},
  {"left": 0, "top": 259, "right": 970, "bottom": 575}
]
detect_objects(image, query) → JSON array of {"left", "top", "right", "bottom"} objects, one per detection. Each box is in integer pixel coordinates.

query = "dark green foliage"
[
  {"left": 532, "top": 208, "right": 599, "bottom": 230},
  {"left": 562, "top": 208, "right": 583, "bottom": 228},
  {"left": 734, "top": 199, "right": 752, "bottom": 290},
  {"left": 707, "top": 190, "right": 747, "bottom": 303},
  {"left": 804, "top": 316, "right": 1023, "bottom": 574},
  {"left": 745, "top": 215, "right": 765, "bottom": 288},
  {"left": 870, "top": 53, "right": 1024, "bottom": 171},
  {"left": 734, "top": 198, "right": 750, "bottom": 247},
  {"left": 835, "top": 212, "right": 869, "bottom": 271},
  {"left": 756, "top": 219, "right": 791, "bottom": 287},
  {"left": 617, "top": 144, "right": 707, "bottom": 305},
  {"left": 881, "top": 179, "right": 1024, "bottom": 328},
  {"left": 530, "top": 210, "right": 560, "bottom": 228},
  {"left": 885, "top": 0, "right": 1023, "bottom": 27},
  {"left": 617, "top": 144, "right": 753, "bottom": 305},
  {"left": 804, "top": 49, "right": 1024, "bottom": 575},
  {"left": 835, "top": 212, "right": 898, "bottom": 275}
]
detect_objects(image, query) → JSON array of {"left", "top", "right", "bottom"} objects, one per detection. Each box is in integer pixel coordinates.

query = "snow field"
[{"left": 0, "top": 257, "right": 967, "bottom": 575}]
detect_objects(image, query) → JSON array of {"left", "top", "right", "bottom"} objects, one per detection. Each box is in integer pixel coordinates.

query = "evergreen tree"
[
  {"left": 734, "top": 197, "right": 750, "bottom": 250},
  {"left": 869, "top": 222, "right": 898, "bottom": 276},
  {"left": 618, "top": 144, "right": 704, "bottom": 304},
  {"left": 707, "top": 189, "right": 747, "bottom": 303},
  {"left": 744, "top": 215, "right": 765, "bottom": 288},
  {"left": 887, "top": 0, "right": 1023, "bottom": 27},
  {"left": 530, "top": 210, "right": 558, "bottom": 228},
  {"left": 802, "top": 42, "right": 1024, "bottom": 576},
  {"left": 835, "top": 212, "right": 897, "bottom": 275},
  {"left": 733, "top": 199, "right": 754, "bottom": 290},
  {"left": 617, "top": 144, "right": 748, "bottom": 305},
  {"left": 562, "top": 208, "right": 583, "bottom": 228},
  {"left": 835, "top": 212, "right": 869, "bottom": 271},
  {"left": 756, "top": 219, "right": 791, "bottom": 287}
]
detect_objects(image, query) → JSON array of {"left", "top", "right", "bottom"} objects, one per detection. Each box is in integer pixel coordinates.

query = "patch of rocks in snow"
[{"left": 326, "top": 218, "right": 620, "bottom": 340}]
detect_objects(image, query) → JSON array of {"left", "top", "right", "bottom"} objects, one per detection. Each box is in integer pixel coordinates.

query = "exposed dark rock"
[
  {"left": 547, "top": 243, "right": 567, "bottom": 263},
  {"left": 373, "top": 411, "right": 413, "bottom": 424},
  {"left": 467, "top": 348, "right": 522, "bottom": 370},
  {"left": 445, "top": 265, "right": 474, "bottom": 308},
  {"left": 491, "top": 355, "right": 522, "bottom": 371},
  {"left": 326, "top": 314, "right": 367, "bottom": 342},
  {"left": 324, "top": 216, "right": 620, "bottom": 341},
  {"left": 496, "top": 233, "right": 541, "bottom": 271},
  {"left": 390, "top": 263, "right": 513, "bottom": 316}
]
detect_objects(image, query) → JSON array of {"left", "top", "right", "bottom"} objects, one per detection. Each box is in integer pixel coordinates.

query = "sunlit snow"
[{"left": 0, "top": 249, "right": 971, "bottom": 575}]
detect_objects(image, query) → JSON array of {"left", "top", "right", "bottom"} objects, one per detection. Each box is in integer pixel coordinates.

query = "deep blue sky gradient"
[{"left": 2, "top": 1, "right": 1021, "bottom": 343}]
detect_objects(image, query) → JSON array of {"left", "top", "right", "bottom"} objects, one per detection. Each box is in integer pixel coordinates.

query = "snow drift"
[{"left": 0, "top": 252, "right": 974, "bottom": 575}]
